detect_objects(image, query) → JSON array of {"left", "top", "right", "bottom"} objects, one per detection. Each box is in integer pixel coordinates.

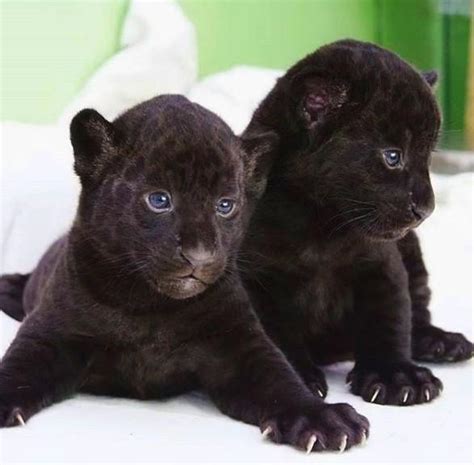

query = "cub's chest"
[
  {"left": 90, "top": 310, "right": 202, "bottom": 395},
  {"left": 293, "top": 246, "right": 354, "bottom": 328},
  {"left": 296, "top": 267, "right": 351, "bottom": 312},
  {"left": 115, "top": 335, "right": 199, "bottom": 395},
  {"left": 115, "top": 311, "right": 200, "bottom": 361}
]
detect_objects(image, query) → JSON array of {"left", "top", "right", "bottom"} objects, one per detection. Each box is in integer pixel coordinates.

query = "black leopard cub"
[
  {"left": 0, "top": 95, "right": 369, "bottom": 453},
  {"left": 241, "top": 40, "right": 473, "bottom": 406}
]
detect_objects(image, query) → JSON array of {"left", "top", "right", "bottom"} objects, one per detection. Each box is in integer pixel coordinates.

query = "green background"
[
  {"left": 0, "top": 0, "right": 471, "bottom": 147},
  {"left": 1, "top": 0, "right": 128, "bottom": 123}
]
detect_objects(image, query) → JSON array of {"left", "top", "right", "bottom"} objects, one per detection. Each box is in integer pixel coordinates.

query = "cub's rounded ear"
[
  {"left": 70, "top": 109, "right": 118, "bottom": 181},
  {"left": 422, "top": 70, "right": 438, "bottom": 89},
  {"left": 292, "top": 75, "right": 349, "bottom": 130},
  {"left": 240, "top": 129, "right": 279, "bottom": 199}
]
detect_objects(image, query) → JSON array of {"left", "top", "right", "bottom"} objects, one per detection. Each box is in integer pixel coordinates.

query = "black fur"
[
  {"left": 241, "top": 40, "right": 473, "bottom": 406},
  {"left": 0, "top": 95, "right": 369, "bottom": 453},
  {"left": 0, "top": 274, "right": 30, "bottom": 321}
]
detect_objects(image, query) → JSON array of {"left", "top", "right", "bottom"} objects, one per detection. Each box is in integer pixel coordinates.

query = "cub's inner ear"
[
  {"left": 422, "top": 70, "right": 438, "bottom": 88},
  {"left": 295, "top": 76, "right": 349, "bottom": 129},
  {"left": 240, "top": 129, "right": 279, "bottom": 199},
  {"left": 70, "top": 109, "right": 118, "bottom": 181}
]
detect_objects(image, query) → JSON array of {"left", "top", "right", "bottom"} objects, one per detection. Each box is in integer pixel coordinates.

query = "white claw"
[
  {"left": 402, "top": 391, "right": 409, "bottom": 404},
  {"left": 15, "top": 413, "right": 25, "bottom": 426},
  {"left": 345, "top": 379, "right": 352, "bottom": 386},
  {"left": 424, "top": 389, "right": 431, "bottom": 402},
  {"left": 370, "top": 387, "right": 381, "bottom": 403},
  {"left": 317, "top": 388, "right": 324, "bottom": 398},
  {"left": 361, "top": 431, "right": 367, "bottom": 446},
  {"left": 306, "top": 434, "right": 317, "bottom": 454},
  {"left": 262, "top": 426, "right": 272, "bottom": 439},
  {"left": 339, "top": 434, "right": 348, "bottom": 453}
]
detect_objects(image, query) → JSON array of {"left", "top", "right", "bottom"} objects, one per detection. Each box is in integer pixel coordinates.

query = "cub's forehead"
[
  {"left": 117, "top": 95, "right": 244, "bottom": 193},
  {"left": 317, "top": 41, "right": 440, "bottom": 140},
  {"left": 364, "top": 84, "right": 440, "bottom": 146},
  {"left": 147, "top": 135, "right": 244, "bottom": 194},
  {"left": 350, "top": 45, "right": 440, "bottom": 142}
]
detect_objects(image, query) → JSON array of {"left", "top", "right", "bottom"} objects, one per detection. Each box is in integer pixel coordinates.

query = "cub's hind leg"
[{"left": 398, "top": 231, "right": 473, "bottom": 363}]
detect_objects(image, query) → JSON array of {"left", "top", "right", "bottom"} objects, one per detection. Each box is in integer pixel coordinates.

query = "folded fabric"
[{"left": 59, "top": 0, "right": 197, "bottom": 126}]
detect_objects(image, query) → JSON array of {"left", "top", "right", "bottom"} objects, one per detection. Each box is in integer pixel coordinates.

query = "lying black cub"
[
  {"left": 242, "top": 40, "right": 473, "bottom": 406},
  {"left": 0, "top": 95, "right": 369, "bottom": 453}
]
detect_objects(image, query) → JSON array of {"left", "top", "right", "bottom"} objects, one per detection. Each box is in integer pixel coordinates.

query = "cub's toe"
[
  {"left": 260, "top": 402, "right": 369, "bottom": 453},
  {"left": 413, "top": 326, "right": 473, "bottom": 363},
  {"left": 347, "top": 361, "right": 442, "bottom": 406}
]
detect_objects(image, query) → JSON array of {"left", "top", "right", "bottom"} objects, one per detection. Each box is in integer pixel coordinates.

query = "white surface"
[
  {"left": 188, "top": 66, "right": 283, "bottom": 134},
  {"left": 0, "top": 2, "right": 473, "bottom": 463}
]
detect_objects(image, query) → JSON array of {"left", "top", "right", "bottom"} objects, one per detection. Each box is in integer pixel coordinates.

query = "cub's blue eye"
[
  {"left": 147, "top": 191, "right": 172, "bottom": 212},
  {"left": 383, "top": 149, "right": 402, "bottom": 168},
  {"left": 216, "top": 199, "right": 235, "bottom": 217}
]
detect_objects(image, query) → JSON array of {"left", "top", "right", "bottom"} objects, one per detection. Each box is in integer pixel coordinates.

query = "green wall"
[
  {"left": 442, "top": 9, "right": 471, "bottom": 148},
  {"left": 1, "top": 0, "right": 471, "bottom": 147},
  {"left": 0, "top": 0, "right": 128, "bottom": 123},
  {"left": 179, "top": 0, "right": 378, "bottom": 76}
]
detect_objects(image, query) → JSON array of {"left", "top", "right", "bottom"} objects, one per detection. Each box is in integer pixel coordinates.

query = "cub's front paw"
[
  {"left": 0, "top": 404, "right": 27, "bottom": 428},
  {"left": 413, "top": 325, "right": 473, "bottom": 363},
  {"left": 260, "top": 402, "right": 369, "bottom": 453},
  {"left": 347, "top": 361, "right": 442, "bottom": 406}
]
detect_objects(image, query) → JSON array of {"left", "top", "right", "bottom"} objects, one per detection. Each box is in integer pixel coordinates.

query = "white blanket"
[{"left": 0, "top": 1, "right": 472, "bottom": 463}]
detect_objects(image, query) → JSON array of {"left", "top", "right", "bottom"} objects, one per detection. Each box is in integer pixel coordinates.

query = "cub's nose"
[
  {"left": 181, "top": 245, "right": 216, "bottom": 267},
  {"left": 410, "top": 202, "right": 433, "bottom": 223}
]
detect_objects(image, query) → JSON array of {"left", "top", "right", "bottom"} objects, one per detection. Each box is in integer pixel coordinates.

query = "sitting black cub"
[
  {"left": 0, "top": 95, "right": 369, "bottom": 453},
  {"left": 242, "top": 40, "right": 473, "bottom": 406}
]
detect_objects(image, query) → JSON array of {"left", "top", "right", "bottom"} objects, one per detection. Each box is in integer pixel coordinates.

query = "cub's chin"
[
  {"left": 157, "top": 277, "right": 209, "bottom": 300},
  {"left": 367, "top": 227, "right": 411, "bottom": 242}
]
